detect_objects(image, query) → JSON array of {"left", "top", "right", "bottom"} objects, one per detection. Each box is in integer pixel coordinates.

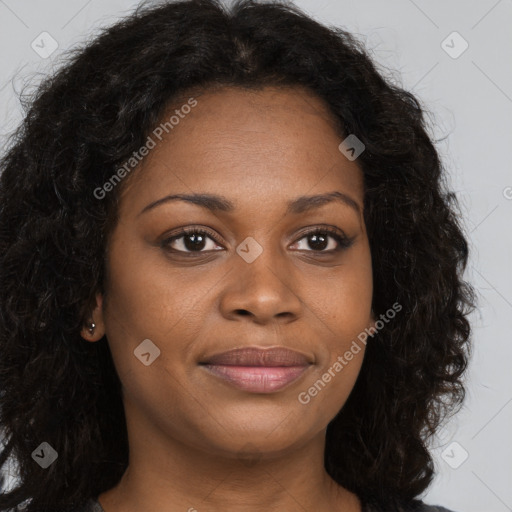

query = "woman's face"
[{"left": 96, "top": 85, "right": 374, "bottom": 460}]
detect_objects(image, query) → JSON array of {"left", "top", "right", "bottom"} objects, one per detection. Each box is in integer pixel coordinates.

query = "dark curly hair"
[{"left": 0, "top": 0, "right": 476, "bottom": 510}]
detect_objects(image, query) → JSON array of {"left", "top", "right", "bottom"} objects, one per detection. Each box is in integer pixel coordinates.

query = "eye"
[
  {"left": 161, "top": 227, "right": 224, "bottom": 254},
  {"left": 161, "top": 225, "right": 354, "bottom": 256},
  {"left": 291, "top": 226, "right": 354, "bottom": 253}
]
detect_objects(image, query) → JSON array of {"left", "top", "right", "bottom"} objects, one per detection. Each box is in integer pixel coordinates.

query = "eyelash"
[{"left": 160, "top": 225, "right": 354, "bottom": 255}]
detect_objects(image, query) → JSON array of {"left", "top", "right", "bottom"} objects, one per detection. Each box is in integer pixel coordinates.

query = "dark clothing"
[{"left": 82, "top": 496, "right": 457, "bottom": 512}]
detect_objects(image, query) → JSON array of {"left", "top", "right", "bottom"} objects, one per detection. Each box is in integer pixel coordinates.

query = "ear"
[{"left": 80, "top": 292, "right": 106, "bottom": 342}]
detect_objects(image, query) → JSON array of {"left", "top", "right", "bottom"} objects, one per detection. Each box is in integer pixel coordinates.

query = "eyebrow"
[{"left": 137, "top": 191, "right": 361, "bottom": 217}]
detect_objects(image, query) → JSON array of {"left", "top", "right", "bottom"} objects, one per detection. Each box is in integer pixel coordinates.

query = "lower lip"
[{"left": 201, "top": 364, "right": 310, "bottom": 393}]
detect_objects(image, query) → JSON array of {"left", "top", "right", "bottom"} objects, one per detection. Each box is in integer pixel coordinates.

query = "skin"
[{"left": 81, "top": 85, "right": 375, "bottom": 512}]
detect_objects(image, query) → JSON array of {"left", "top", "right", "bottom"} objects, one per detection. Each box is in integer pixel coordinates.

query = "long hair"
[{"left": 0, "top": 1, "right": 476, "bottom": 510}]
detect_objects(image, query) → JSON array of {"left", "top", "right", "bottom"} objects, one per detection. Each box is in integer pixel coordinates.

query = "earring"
[{"left": 88, "top": 322, "right": 96, "bottom": 335}]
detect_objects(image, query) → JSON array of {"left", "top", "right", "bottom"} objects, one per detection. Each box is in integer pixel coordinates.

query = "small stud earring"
[{"left": 88, "top": 322, "right": 96, "bottom": 335}]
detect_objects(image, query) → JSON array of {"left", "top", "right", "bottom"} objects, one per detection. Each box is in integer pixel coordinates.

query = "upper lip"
[{"left": 200, "top": 346, "right": 313, "bottom": 367}]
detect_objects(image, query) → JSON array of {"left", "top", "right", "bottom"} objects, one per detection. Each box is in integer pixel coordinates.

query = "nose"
[{"left": 218, "top": 245, "right": 303, "bottom": 325}]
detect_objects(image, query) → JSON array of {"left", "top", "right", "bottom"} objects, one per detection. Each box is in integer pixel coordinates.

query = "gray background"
[{"left": 1, "top": 1, "right": 511, "bottom": 510}]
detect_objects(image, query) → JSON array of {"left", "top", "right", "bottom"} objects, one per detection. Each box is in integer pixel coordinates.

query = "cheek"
[
  {"left": 102, "top": 239, "right": 213, "bottom": 375},
  {"left": 298, "top": 306, "right": 368, "bottom": 420},
  {"left": 104, "top": 234, "right": 189, "bottom": 331},
  {"left": 304, "top": 248, "right": 373, "bottom": 340},
  {"left": 294, "top": 255, "right": 371, "bottom": 410}
]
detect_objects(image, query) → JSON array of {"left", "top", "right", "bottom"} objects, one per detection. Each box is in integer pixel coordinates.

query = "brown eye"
[
  {"left": 161, "top": 228, "right": 224, "bottom": 253},
  {"left": 292, "top": 227, "right": 354, "bottom": 252}
]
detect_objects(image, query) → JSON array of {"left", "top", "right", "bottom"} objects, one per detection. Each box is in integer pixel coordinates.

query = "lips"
[
  {"left": 200, "top": 347, "right": 312, "bottom": 367},
  {"left": 199, "top": 346, "right": 313, "bottom": 393}
]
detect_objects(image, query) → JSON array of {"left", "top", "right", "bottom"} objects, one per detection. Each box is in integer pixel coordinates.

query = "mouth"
[{"left": 199, "top": 346, "right": 313, "bottom": 394}]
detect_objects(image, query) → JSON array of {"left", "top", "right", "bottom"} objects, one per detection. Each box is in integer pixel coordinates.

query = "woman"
[{"left": 0, "top": 0, "right": 475, "bottom": 511}]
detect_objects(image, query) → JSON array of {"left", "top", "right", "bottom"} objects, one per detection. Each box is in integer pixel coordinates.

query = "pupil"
[
  {"left": 185, "top": 233, "right": 206, "bottom": 251},
  {"left": 309, "top": 233, "right": 327, "bottom": 250}
]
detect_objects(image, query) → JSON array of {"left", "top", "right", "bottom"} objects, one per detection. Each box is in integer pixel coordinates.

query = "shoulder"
[
  {"left": 74, "top": 498, "right": 104, "bottom": 512},
  {"left": 407, "top": 501, "right": 459, "bottom": 512},
  {"left": 415, "top": 505, "right": 457, "bottom": 512},
  {"left": 417, "top": 505, "right": 457, "bottom": 512},
  {"left": 363, "top": 498, "right": 459, "bottom": 512}
]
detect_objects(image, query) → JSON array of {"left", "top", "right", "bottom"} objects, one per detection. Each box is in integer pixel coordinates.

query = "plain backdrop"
[{"left": 0, "top": 1, "right": 511, "bottom": 511}]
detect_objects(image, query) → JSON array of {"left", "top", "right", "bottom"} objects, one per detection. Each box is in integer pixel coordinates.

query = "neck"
[{"left": 98, "top": 402, "right": 361, "bottom": 512}]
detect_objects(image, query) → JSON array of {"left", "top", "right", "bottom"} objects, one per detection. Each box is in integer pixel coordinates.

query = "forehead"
[{"left": 118, "top": 85, "right": 364, "bottom": 217}]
